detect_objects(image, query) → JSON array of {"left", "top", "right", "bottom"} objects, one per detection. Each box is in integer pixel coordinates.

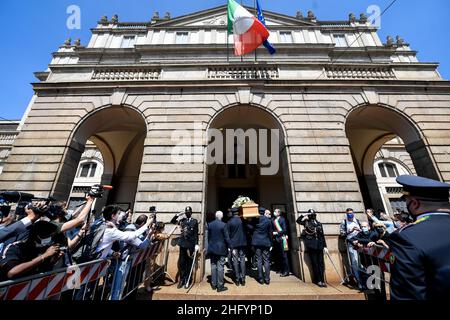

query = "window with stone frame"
[
  {"left": 333, "top": 34, "right": 348, "bottom": 47},
  {"left": 175, "top": 32, "right": 189, "bottom": 44},
  {"left": 378, "top": 162, "right": 400, "bottom": 178},
  {"left": 279, "top": 31, "right": 293, "bottom": 43},
  {"left": 121, "top": 35, "right": 136, "bottom": 48},
  {"left": 78, "top": 162, "right": 98, "bottom": 178}
]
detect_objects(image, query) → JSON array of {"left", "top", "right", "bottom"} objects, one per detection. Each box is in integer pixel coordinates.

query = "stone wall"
[{"left": 1, "top": 83, "right": 450, "bottom": 281}]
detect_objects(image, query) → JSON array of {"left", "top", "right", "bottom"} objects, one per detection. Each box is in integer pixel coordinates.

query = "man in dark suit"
[
  {"left": 273, "top": 209, "right": 290, "bottom": 277},
  {"left": 227, "top": 208, "right": 247, "bottom": 286},
  {"left": 389, "top": 175, "right": 450, "bottom": 300},
  {"left": 207, "top": 211, "right": 232, "bottom": 292},
  {"left": 297, "top": 209, "right": 328, "bottom": 287},
  {"left": 170, "top": 206, "right": 199, "bottom": 289},
  {"left": 249, "top": 208, "right": 273, "bottom": 285}
]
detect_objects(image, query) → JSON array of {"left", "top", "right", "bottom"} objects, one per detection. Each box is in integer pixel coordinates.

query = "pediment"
[{"left": 153, "top": 5, "right": 316, "bottom": 28}]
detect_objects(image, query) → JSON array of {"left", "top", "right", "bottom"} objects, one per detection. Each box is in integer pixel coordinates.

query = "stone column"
[{"left": 406, "top": 140, "right": 440, "bottom": 180}]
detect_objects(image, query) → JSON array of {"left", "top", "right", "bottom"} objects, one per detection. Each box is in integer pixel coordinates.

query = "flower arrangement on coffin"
[{"left": 232, "top": 195, "right": 260, "bottom": 219}]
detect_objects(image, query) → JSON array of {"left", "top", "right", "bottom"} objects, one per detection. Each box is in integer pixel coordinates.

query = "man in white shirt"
[{"left": 96, "top": 205, "right": 152, "bottom": 258}]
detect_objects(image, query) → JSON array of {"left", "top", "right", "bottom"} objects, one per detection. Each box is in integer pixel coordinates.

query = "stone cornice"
[
  {"left": 31, "top": 79, "right": 450, "bottom": 94},
  {"left": 45, "top": 61, "right": 439, "bottom": 70}
]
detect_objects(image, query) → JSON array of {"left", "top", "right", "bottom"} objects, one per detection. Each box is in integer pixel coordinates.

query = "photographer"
[
  {"left": 0, "top": 220, "right": 64, "bottom": 281},
  {"left": 0, "top": 201, "right": 47, "bottom": 245},
  {"left": 50, "top": 196, "right": 94, "bottom": 234},
  {"left": 96, "top": 205, "right": 153, "bottom": 259}
]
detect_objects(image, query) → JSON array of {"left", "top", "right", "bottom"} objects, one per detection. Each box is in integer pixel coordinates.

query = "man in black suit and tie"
[
  {"left": 170, "top": 206, "right": 199, "bottom": 289},
  {"left": 249, "top": 208, "right": 273, "bottom": 285},
  {"left": 227, "top": 208, "right": 247, "bottom": 286},
  {"left": 207, "top": 211, "right": 232, "bottom": 292}
]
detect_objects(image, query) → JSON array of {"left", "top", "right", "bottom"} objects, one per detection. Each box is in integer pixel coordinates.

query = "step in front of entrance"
[{"left": 138, "top": 274, "right": 365, "bottom": 300}]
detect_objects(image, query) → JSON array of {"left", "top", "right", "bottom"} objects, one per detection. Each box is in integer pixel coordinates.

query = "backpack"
[
  {"left": 339, "top": 218, "right": 362, "bottom": 239},
  {"left": 71, "top": 219, "right": 107, "bottom": 263}
]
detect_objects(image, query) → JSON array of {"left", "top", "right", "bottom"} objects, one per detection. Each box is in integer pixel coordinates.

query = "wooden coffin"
[{"left": 239, "top": 203, "right": 260, "bottom": 219}]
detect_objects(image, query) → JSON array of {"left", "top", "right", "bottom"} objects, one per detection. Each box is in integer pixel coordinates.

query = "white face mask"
[{"left": 36, "top": 236, "right": 52, "bottom": 247}]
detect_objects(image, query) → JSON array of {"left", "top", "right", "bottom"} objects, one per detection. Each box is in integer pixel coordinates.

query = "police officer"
[
  {"left": 297, "top": 209, "right": 328, "bottom": 287},
  {"left": 170, "top": 206, "right": 199, "bottom": 289},
  {"left": 389, "top": 175, "right": 450, "bottom": 300}
]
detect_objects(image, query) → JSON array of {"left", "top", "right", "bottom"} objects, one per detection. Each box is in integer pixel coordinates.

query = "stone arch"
[
  {"left": 203, "top": 103, "right": 302, "bottom": 278},
  {"left": 51, "top": 104, "right": 148, "bottom": 211},
  {"left": 345, "top": 103, "right": 441, "bottom": 210}
]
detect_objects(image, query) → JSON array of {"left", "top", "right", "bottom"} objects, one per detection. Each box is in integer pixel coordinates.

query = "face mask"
[
  {"left": 347, "top": 214, "right": 354, "bottom": 220},
  {"left": 36, "top": 236, "right": 52, "bottom": 248},
  {"left": 309, "top": 214, "right": 317, "bottom": 220},
  {"left": 362, "top": 227, "right": 369, "bottom": 233}
]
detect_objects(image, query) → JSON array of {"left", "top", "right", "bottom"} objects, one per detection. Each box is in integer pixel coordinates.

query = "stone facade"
[{"left": 1, "top": 6, "right": 449, "bottom": 283}]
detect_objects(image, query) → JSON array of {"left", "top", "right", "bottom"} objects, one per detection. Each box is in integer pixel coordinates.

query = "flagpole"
[
  {"left": 254, "top": 0, "right": 257, "bottom": 63},
  {"left": 227, "top": 7, "right": 230, "bottom": 63},
  {"left": 240, "top": 0, "right": 243, "bottom": 63}
]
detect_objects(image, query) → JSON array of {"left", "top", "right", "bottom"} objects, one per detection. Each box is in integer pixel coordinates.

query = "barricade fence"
[
  {"left": 356, "top": 244, "right": 392, "bottom": 300},
  {"left": 0, "top": 240, "right": 165, "bottom": 301}
]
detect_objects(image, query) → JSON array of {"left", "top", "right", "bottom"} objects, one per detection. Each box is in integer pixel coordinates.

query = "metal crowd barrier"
[
  {"left": 356, "top": 244, "right": 393, "bottom": 300},
  {"left": 0, "top": 240, "right": 165, "bottom": 301}
]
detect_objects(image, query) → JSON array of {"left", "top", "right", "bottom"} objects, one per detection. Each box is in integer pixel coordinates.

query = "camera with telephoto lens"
[
  {"left": 0, "top": 196, "right": 11, "bottom": 220},
  {"left": 149, "top": 206, "right": 157, "bottom": 220},
  {"left": 87, "top": 184, "right": 113, "bottom": 199},
  {"left": 0, "top": 191, "right": 56, "bottom": 219}
]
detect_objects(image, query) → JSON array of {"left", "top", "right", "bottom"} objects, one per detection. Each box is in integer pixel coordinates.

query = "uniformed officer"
[
  {"left": 389, "top": 175, "right": 450, "bottom": 300},
  {"left": 170, "top": 206, "right": 199, "bottom": 289},
  {"left": 297, "top": 209, "right": 329, "bottom": 287}
]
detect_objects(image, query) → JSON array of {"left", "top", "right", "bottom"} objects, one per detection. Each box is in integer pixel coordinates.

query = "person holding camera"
[
  {"left": 0, "top": 201, "right": 48, "bottom": 248},
  {"left": 297, "top": 209, "right": 328, "bottom": 288},
  {"left": 95, "top": 205, "right": 153, "bottom": 259},
  {"left": 0, "top": 220, "right": 67, "bottom": 281},
  {"left": 170, "top": 206, "right": 199, "bottom": 289}
]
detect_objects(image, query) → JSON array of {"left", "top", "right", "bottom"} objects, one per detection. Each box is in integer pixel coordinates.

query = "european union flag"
[{"left": 256, "top": 0, "right": 276, "bottom": 55}]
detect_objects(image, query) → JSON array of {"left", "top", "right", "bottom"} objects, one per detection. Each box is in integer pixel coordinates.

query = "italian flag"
[{"left": 227, "top": 0, "right": 270, "bottom": 56}]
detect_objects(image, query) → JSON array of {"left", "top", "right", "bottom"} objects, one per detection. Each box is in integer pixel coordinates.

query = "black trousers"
[
  {"left": 308, "top": 249, "right": 325, "bottom": 284},
  {"left": 178, "top": 247, "right": 194, "bottom": 283},
  {"left": 255, "top": 246, "right": 271, "bottom": 282},
  {"left": 231, "top": 247, "right": 246, "bottom": 281},
  {"left": 276, "top": 240, "right": 290, "bottom": 275}
]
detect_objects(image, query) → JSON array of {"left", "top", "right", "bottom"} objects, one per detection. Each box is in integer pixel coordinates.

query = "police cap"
[{"left": 396, "top": 175, "right": 450, "bottom": 202}]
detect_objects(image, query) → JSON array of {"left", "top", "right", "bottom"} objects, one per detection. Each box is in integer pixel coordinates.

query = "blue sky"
[{"left": 0, "top": 0, "right": 449, "bottom": 120}]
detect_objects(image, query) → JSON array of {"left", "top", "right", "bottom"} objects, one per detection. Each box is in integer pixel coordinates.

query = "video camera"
[
  {"left": 149, "top": 206, "right": 157, "bottom": 220},
  {"left": 0, "top": 191, "right": 55, "bottom": 220},
  {"left": 87, "top": 184, "right": 113, "bottom": 199}
]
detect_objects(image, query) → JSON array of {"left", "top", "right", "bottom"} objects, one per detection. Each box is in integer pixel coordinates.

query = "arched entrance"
[
  {"left": 204, "top": 105, "right": 300, "bottom": 277},
  {"left": 345, "top": 104, "right": 441, "bottom": 211},
  {"left": 51, "top": 105, "right": 147, "bottom": 212}
]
